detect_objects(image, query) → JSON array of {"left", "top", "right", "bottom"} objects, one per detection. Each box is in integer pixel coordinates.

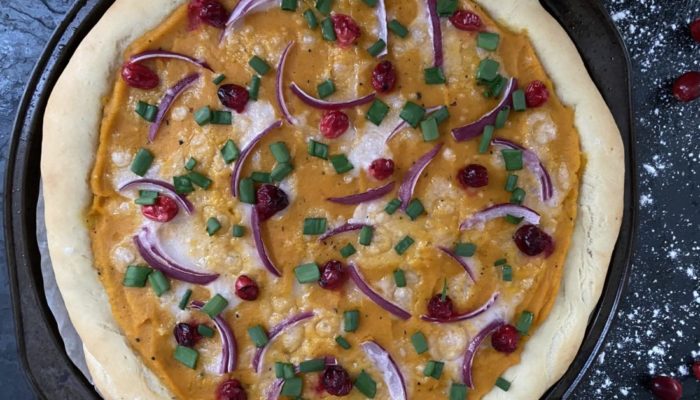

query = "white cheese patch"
[
  {"left": 526, "top": 111, "right": 557, "bottom": 145},
  {"left": 233, "top": 100, "right": 278, "bottom": 149}
]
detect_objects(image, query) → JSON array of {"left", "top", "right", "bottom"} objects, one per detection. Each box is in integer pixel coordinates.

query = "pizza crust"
[{"left": 41, "top": 0, "right": 623, "bottom": 399}]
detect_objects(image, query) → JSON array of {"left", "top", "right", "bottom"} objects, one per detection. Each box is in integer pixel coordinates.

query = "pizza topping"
[
  {"left": 290, "top": 82, "right": 377, "bottom": 110},
  {"left": 436, "top": 246, "right": 477, "bottom": 282},
  {"left": 322, "top": 365, "right": 353, "bottom": 396},
  {"left": 672, "top": 71, "right": 700, "bottom": 102},
  {"left": 422, "top": 291, "right": 499, "bottom": 323},
  {"left": 462, "top": 319, "right": 505, "bottom": 388},
  {"left": 319, "top": 222, "right": 368, "bottom": 242},
  {"left": 513, "top": 224, "right": 554, "bottom": 257},
  {"left": 690, "top": 18, "right": 700, "bottom": 43},
  {"left": 460, "top": 204, "right": 540, "bottom": 230},
  {"left": 217, "top": 84, "right": 250, "bottom": 113},
  {"left": 277, "top": 41, "right": 299, "bottom": 124},
  {"left": 319, "top": 110, "right": 350, "bottom": 138},
  {"left": 649, "top": 376, "right": 683, "bottom": 400},
  {"left": 360, "top": 341, "right": 408, "bottom": 400},
  {"left": 318, "top": 260, "right": 348, "bottom": 290},
  {"left": 398, "top": 142, "right": 443, "bottom": 209},
  {"left": 120, "top": 179, "right": 195, "bottom": 214},
  {"left": 231, "top": 120, "right": 283, "bottom": 197},
  {"left": 173, "top": 322, "right": 201, "bottom": 347},
  {"left": 141, "top": 195, "right": 179, "bottom": 222},
  {"left": 457, "top": 164, "right": 489, "bottom": 188},
  {"left": 121, "top": 63, "right": 159, "bottom": 89},
  {"left": 452, "top": 78, "right": 518, "bottom": 142},
  {"left": 216, "top": 379, "right": 248, "bottom": 400},
  {"left": 251, "top": 209, "right": 283, "bottom": 277},
  {"left": 188, "top": 0, "right": 228, "bottom": 30},
  {"left": 189, "top": 300, "right": 238, "bottom": 373},
  {"left": 426, "top": 292, "right": 454, "bottom": 320},
  {"left": 426, "top": 0, "right": 444, "bottom": 67},
  {"left": 371, "top": 61, "right": 397, "bottom": 93},
  {"left": 491, "top": 324, "right": 520, "bottom": 353},
  {"left": 368, "top": 158, "right": 395, "bottom": 180},
  {"left": 331, "top": 14, "right": 362, "bottom": 47},
  {"left": 348, "top": 263, "right": 412, "bottom": 319},
  {"left": 235, "top": 275, "right": 259, "bottom": 301},
  {"left": 386, "top": 105, "right": 444, "bottom": 143},
  {"left": 327, "top": 181, "right": 395, "bottom": 205},
  {"left": 525, "top": 80, "right": 550, "bottom": 107},
  {"left": 373, "top": 0, "right": 389, "bottom": 57},
  {"left": 449, "top": 9, "right": 482, "bottom": 31},
  {"left": 255, "top": 184, "right": 289, "bottom": 221},
  {"left": 149, "top": 73, "right": 201, "bottom": 142},
  {"left": 129, "top": 50, "right": 213, "bottom": 71},
  {"left": 251, "top": 311, "right": 315, "bottom": 373},
  {"left": 492, "top": 138, "right": 554, "bottom": 202}
]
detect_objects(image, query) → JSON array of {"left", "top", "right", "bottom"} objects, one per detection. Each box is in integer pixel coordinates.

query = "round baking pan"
[{"left": 4, "top": 0, "right": 637, "bottom": 398}]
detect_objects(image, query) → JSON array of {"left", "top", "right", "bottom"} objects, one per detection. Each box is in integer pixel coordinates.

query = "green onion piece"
[
  {"left": 424, "top": 360, "right": 436, "bottom": 377},
  {"left": 441, "top": 278, "right": 448, "bottom": 301},
  {"left": 400, "top": 101, "right": 426, "bottom": 128},
  {"left": 505, "top": 214, "right": 524, "bottom": 225},
  {"left": 174, "top": 345, "right": 198, "bottom": 369},
  {"left": 393, "top": 269, "right": 406, "bottom": 287},
  {"left": 232, "top": 225, "right": 246, "bottom": 237},
  {"left": 173, "top": 175, "right": 194, "bottom": 194},
  {"left": 495, "top": 377, "right": 511, "bottom": 391},
  {"left": 280, "top": 0, "right": 298, "bottom": 12},
  {"left": 340, "top": 243, "right": 356, "bottom": 258},
  {"left": 478, "top": 124, "right": 495, "bottom": 154},
  {"left": 206, "top": 217, "right": 222, "bottom": 236},
  {"left": 502, "top": 265, "right": 513, "bottom": 282},
  {"left": 220, "top": 140, "right": 240, "bottom": 163},
  {"left": 432, "top": 106, "right": 450, "bottom": 124},
  {"left": 421, "top": 117, "right": 440, "bottom": 142},
  {"left": 411, "top": 331, "right": 428, "bottom": 354},
  {"left": 212, "top": 74, "right": 226, "bottom": 85},
  {"left": 394, "top": 236, "right": 415, "bottom": 255},
  {"left": 281, "top": 377, "right": 302, "bottom": 397},
  {"left": 194, "top": 106, "right": 212, "bottom": 126},
  {"left": 274, "top": 362, "right": 285, "bottom": 378},
  {"left": 359, "top": 225, "right": 374, "bottom": 246},
  {"left": 134, "top": 190, "right": 157, "bottom": 205},
  {"left": 321, "top": 17, "right": 336, "bottom": 41},
  {"left": 384, "top": 198, "right": 402, "bottom": 215},
  {"left": 294, "top": 262, "right": 321, "bottom": 283},
  {"left": 424, "top": 360, "right": 445, "bottom": 379},
  {"left": 477, "top": 32, "right": 500, "bottom": 51},
  {"left": 355, "top": 370, "right": 377, "bottom": 398},
  {"left": 367, "top": 39, "right": 386, "bottom": 57},
  {"left": 483, "top": 75, "right": 506, "bottom": 98},
  {"left": 135, "top": 101, "right": 158, "bottom": 122},
  {"left": 248, "top": 55, "right": 271, "bottom": 75},
  {"left": 316, "top": 0, "right": 333, "bottom": 15},
  {"left": 437, "top": 0, "right": 457, "bottom": 16},
  {"left": 424, "top": 67, "right": 447, "bottom": 85},
  {"left": 510, "top": 187, "right": 526, "bottom": 205},
  {"left": 307, "top": 139, "right": 329, "bottom": 159},
  {"left": 450, "top": 383, "right": 468, "bottom": 400},
  {"left": 299, "top": 358, "right": 326, "bottom": 373},
  {"left": 211, "top": 110, "right": 232, "bottom": 125},
  {"left": 406, "top": 198, "right": 425, "bottom": 220},
  {"left": 251, "top": 171, "right": 271, "bottom": 183},
  {"left": 516, "top": 310, "right": 535, "bottom": 334},
  {"left": 344, "top": 310, "right": 360, "bottom": 332},
  {"left": 317, "top": 79, "right": 336, "bottom": 99},
  {"left": 501, "top": 149, "right": 523, "bottom": 171},
  {"left": 303, "top": 218, "right": 327, "bottom": 235},
  {"left": 335, "top": 335, "right": 351, "bottom": 349},
  {"left": 454, "top": 242, "right": 476, "bottom": 257},
  {"left": 505, "top": 174, "right": 519, "bottom": 192},
  {"left": 239, "top": 178, "right": 256, "bottom": 204},
  {"left": 184, "top": 157, "right": 197, "bottom": 171},
  {"left": 304, "top": 9, "right": 318, "bottom": 29},
  {"left": 495, "top": 106, "right": 511, "bottom": 128},
  {"left": 388, "top": 19, "right": 408, "bottom": 38},
  {"left": 366, "top": 99, "right": 390, "bottom": 125},
  {"left": 123, "top": 265, "right": 152, "bottom": 287},
  {"left": 248, "top": 325, "right": 269, "bottom": 347},
  {"left": 494, "top": 258, "right": 507, "bottom": 266},
  {"left": 330, "top": 154, "right": 353, "bottom": 174},
  {"left": 197, "top": 324, "right": 215, "bottom": 338},
  {"left": 248, "top": 75, "right": 261, "bottom": 101},
  {"left": 275, "top": 362, "right": 295, "bottom": 379},
  {"left": 148, "top": 270, "right": 170, "bottom": 296},
  {"left": 188, "top": 171, "right": 212, "bottom": 189},
  {"left": 512, "top": 89, "right": 527, "bottom": 111},
  {"left": 201, "top": 294, "right": 229, "bottom": 318},
  {"left": 362, "top": 0, "right": 377, "bottom": 6},
  {"left": 477, "top": 59, "right": 500, "bottom": 82},
  {"left": 178, "top": 289, "right": 193, "bottom": 310},
  {"left": 130, "top": 148, "right": 154, "bottom": 176},
  {"left": 269, "top": 141, "right": 291, "bottom": 163}
]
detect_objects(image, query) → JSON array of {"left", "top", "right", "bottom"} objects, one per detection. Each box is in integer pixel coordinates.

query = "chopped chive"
[
  {"left": 315, "top": 0, "right": 333, "bottom": 15},
  {"left": 335, "top": 335, "right": 351, "bottom": 349},
  {"left": 501, "top": 149, "right": 523, "bottom": 171},
  {"left": 304, "top": 9, "right": 318, "bottom": 29},
  {"left": 248, "top": 75, "right": 261, "bottom": 100},
  {"left": 248, "top": 55, "right": 271, "bottom": 75},
  {"left": 424, "top": 360, "right": 436, "bottom": 377},
  {"left": 388, "top": 19, "right": 408, "bottom": 38},
  {"left": 400, "top": 101, "right": 426, "bottom": 128},
  {"left": 424, "top": 360, "right": 445, "bottom": 379},
  {"left": 330, "top": 154, "right": 353, "bottom": 174},
  {"left": 197, "top": 324, "right": 215, "bottom": 338},
  {"left": 411, "top": 331, "right": 428, "bottom": 354},
  {"left": 502, "top": 265, "right": 513, "bottom": 282},
  {"left": 495, "top": 377, "right": 511, "bottom": 391},
  {"left": 211, "top": 110, "right": 232, "bottom": 125},
  {"left": 516, "top": 310, "right": 535, "bottom": 334},
  {"left": 394, "top": 236, "right": 415, "bottom": 255},
  {"left": 343, "top": 310, "right": 360, "bottom": 332},
  {"left": 450, "top": 383, "right": 468, "bottom": 400},
  {"left": 505, "top": 215, "right": 524, "bottom": 225},
  {"left": 232, "top": 225, "right": 246, "bottom": 237},
  {"left": 270, "top": 163, "right": 293, "bottom": 182},
  {"left": 269, "top": 141, "right": 291, "bottom": 163},
  {"left": 432, "top": 106, "right": 450, "bottom": 124},
  {"left": 178, "top": 288, "right": 193, "bottom": 310},
  {"left": 130, "top": 148, "right": 154, "bottom": 176},
  {"left": 494, "top": 258, "right": 507, "bottom": 266},
  {"left": 294, "top": 262, "right": 321, "bottom": 283},
  {"left": 135, "top": 101, "right": 158, "bottom": 122},
  {"left": 495, "top": 106, "right": 511, "bottom": 128},
  {"left": 437, "top": 0, "right": 458, "bottom": 16},
  {"left": 123, "top": 265, "right": 151, "bottom": 287},
  {"left": 454, "top": 242, "right": 476, "bottom": 257},
  {"left": 321, "top": 18, "right": 336, "bottom": 41},
  {"left": 477, "top": 59, "right": 500, "bottom": 82},
  {"left": 512, "top": 89, "right": 527, "bottom": 111},
  {"left": 384, "top": 198, "right": 402, "bottom": 215},
  {"left": 302, "top": 218, "right": 327, "bottom": 235},
  {"left": 188, "top": 171, "right": 212, "bottom": 189},
  {"left": 239, "top": 178, "right": 256, "bottom": 204},
  {"left": 174, "top": 345, "right": 198, "bottom": 369},
  {"left": 367, "top": 39, "right": 386, "bottom": 57},
  {"left": 307, "top": 139, "right": 329, "bottom": 159},
  {"left": 317, "top": 79, "right": 336, "bottom": 99},
  {"left": 281, "top": 377, "right": 302, "bottom": 397},
  {"left": 340, "top": 244, "right": 356, "bottom": 258},
  {"left": 505, "top": 174, "right": 519, "bottom": 192},
  {"left": 206, "top": 217, "right": 222, "bottom": 236},
  {"left": 477, "top": 32, "right": 500, "bottom": 51},
  {"left": 299, "top": 358, "right": 326, "bottom": 373},
  {"left": 483, "top": 74, "right": 506, "bottom": 98},
  {"left": 441, "top": 278, "right": 448, "bottom": 301},
  {"left": 393, "top": 269, "right": 406, "bottom": 287},
  {"left": 421, "top": 117, "right": 440, "bottom": 142},
  {"left": 184, "top": 157, "right": 197, "bottom": 171},
  {"left": 220, "top": 140, "right": 240, "bottom": 163},
  {"left": 134, "top": 190, "right": 157, "bottom": 205},
  {"left": 362, "top": 0, "right": 377, "bottom": 6},
  {"left": 194, "top": 106, "right": 212, "bottom": 126},
  {"left": 406, "top": 198, "right": 425, "bottom": 220},
  {"left": 478, "top": 125, "right": 495, "bottom": 154},
  {"left": 359, "top": 225, "right": 374, "bottom": 246},
  {"left": 366, "top": 99, "right": 390, "bottom": 125},
  {"left": 275, "top": 362, "right": 295, "bottom": 379},
  {"left": 281, "top": 0, "right": 298, "bottom": 12},
  {"left": 248, "top": 325, "right": 269, "bottom": 347},
  {"left": 212, "top": 74, "right": 226, "bottom": 85},
  {"left": 424, "top": 67, "right": 447, "bottom": 85},
  {"left": 148, "top": 270, "right": 170, "bottom": 296},
  {"left": 510, "top": 187, "right": 526, "bottom": 204},
  {"left": 251, "top": 171, "right": 271, "bottom": 183},
  {"left": 173, "top": 176, "right": 194, "bottom": 194},
  {"left": 274, "top": 362, "right": 285, "bottom": 378},
  {"left": 354, "top": 370, "right": 377, "bottom": 398},
  {"left": 202, "top": 294, "right": 229, "bottom": 318}
]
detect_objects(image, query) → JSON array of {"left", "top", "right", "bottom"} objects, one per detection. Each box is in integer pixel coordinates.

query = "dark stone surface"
[{"left": 0, "top": 0, "right": 697, "bottom": 399}]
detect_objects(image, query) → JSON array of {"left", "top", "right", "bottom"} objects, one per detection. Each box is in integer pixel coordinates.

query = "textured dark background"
[{"left": 0, "top": 0, "right": 698, "bottom": 398}]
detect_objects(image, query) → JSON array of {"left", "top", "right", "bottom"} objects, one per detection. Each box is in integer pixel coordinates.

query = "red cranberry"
[
  {"left": 218, "top": 84, "right": 250, "bottom": 113},
  {"left": 319, "top": 110, "right": 350, "bottom": 139},
  {"left": 368, "top": 158, "right": 395, "bottom": 180},
  {"left": 449, "top": 10, "right": 482, "bottom": 31},
  {"left": 457, "top": 164, "right": 489, "bottom": 188},
  {"left": 371, "top": 61, "right": 397, "bottom": 93},
  {"left": 216, "top": 379, "right": 247, "bottom": 400},
  {"left": 692, "top": 360, "right": 700, "bottom": 380},
  {"left": 188, "top": 0, "right": 228, "bottom": 30},
  {"left": 255, "top": 184, "right": 289, "bottom": 221},
  {"left": 121, "top": 63, "right": 159, "bottom": 89},
  {"left": 649, "top": 376, "right": 682, "bottom": 400},
  {"left": 141, "top": 195, "right": 179, "bottom": 223},
  {"left": 672, "top": 71, "right": 700, "bottom": 102},
  {"left": 331, "top": 14, "right": 361, "bottom": 47},
  {"left": 173, "top": 323, "right": 200, "bottom": 347},
  {"left": 491, "top": 324, "right": 520, "bottom": 353},
  {"left": 525, "top": 80, "right": 550, "bottom": 108},
  {"left": 235, "top": 275, "right": 259, "bottom": 301},
  {"left": 513, "top": 224, "right": 554, "bottom": 257},
  {"left": 322, "top": 365, "right": 353, "bottom": 396},
  {"left": 427, "top": 294, "right": 454, "bottom": 320},
  {"left": 690, "top": 18, "right": 700, "bottom": 43},
  {"left": 319, "top": 260, "right": 347, "bottom": 290}
]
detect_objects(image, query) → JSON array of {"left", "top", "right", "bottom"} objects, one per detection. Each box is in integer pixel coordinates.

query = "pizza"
[{"left": 41, "top": 0, "right": 624, "bottom": 399}]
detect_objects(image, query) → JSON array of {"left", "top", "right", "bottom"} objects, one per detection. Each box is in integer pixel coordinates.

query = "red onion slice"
[
  {"left": 459, "top": 203, "right": 540, "bottom": 230},
  {"left": 251, "top": 209, "right": 282, "bottom": 277},
  {"left": 386, "top": 105, "right": 443, "bottom": 143},
  {"left": 289, "top": 82, "right": 377, "bottom": 111},
  {"left": 436, "top": 246, "right": 477, "bottom": 283},
  {"left": 375, "top": 0, "right": 388, "bottom": 58},
  {"left": 421, "top": 292, "right": 499, "bottom": 323},
  {"left": 277, "top": 42, "right": 298, "bottom": 124},
  {"left": 462, "top": 319, "right": 505, "bottom": 388},
  {"left": 348, "top": 264, "right": 411, "bottom": 320},
  {"left": 451, "top": 78, "right": 518, "bottom": 142},
  {"left": 319, "top": 223, "right": 369, "bottom": 242},
  {"left": 133, "top": 226, "right": 219, "bottom": 284},
  {"left": 190, "top": 301, "right": 237, "bottom": 373},
  {"left": 231, "top": 119, "right": 283, "bottom": 197},
  {"left": 426, "top": 0, "right": 443, "bottom": 67},
  {"left": 119, "top": 179, "right": 194, "bottom": 214},
  {"left": 129, "top": 50, "right": 213, "bottom": 71},
  {"left": 221, "top": 0, "right": 276, "bottom": 42},
  {"left": 398, "top": 143, "right": 443, "bottom": 209},
  {"left": 252, "top": 311, "right": 315, "bottom": 373},
  {"left": 327, "top": 181, "right": 395, "bottom": 205},
  {"left": 492, "top": 138, "right": 554, "bottom": 202},
  {"left": 361, "top": 341, "right": 407, "bottom": 399},
  {"left": 149, "top": 73, "right": 200, "bottom": 142}
]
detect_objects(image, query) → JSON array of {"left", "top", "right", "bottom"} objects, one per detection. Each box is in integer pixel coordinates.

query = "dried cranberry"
[
  {"left": 216, "top": 379, "right": 247, "bottom": 400},
  {"left": 513, "top": 224, "right": 554, "bottom": 257},
  {"left": 319, "top": 260, "right": 347, "bottom": 290},
  {"left": 427, "top": 294, "right": 454, "bottom": 320},
  {"left": 218, "top": 84, "right": 250, "bottom": 113},
  {"left": 319, "top": 110, "right": 350, "bottom": 139},
  {"left": 672, "top": 71, "right": 700, "bottom": 102},
  {"left": 368, "top": 158, "right": 395, "bottom": 180},
  {"left": 525, "top": 80, "right": 550, "bottom": 108},
  {"left": 457, "top": 164, "right": 489, "bottom": 188},
  {"left": 449, "top": 10, "right": 482, "bottom": 31},
  {"left": 331, "top": 14, "right": 361, "bottom": 47},
  {"left": 173, "top": 323, "right": 200, "bottom": 347},
  {"left": 692, "top": 360, "right": 700, "bottom": 380},
  {"left": 141, "top": 195, "right": 179, "bottom": 223},
  {"left": 649, "top": 376, "right": 682, "bottom": 400},
  {"left": 371, "top": 61, "right": 397, "bottom": 93},
  {"left": 255, "top": 184, "right": 289, "bottom": 221},
  {"left": 121, "top": 63, "right": 159, "bottom": 89},
  {"left": 491, "top": 324, "right": 520, "bottom": 353},
  {"left": 322, "top": 365, "right": 353, "bottom": 396},
  {"left": 188, "top": 0, "right": 228, "bottom": 29},
  {"left": 690, "top": 18, "right": 700, "bottom": 43},
  {"left": 235, "top": 275, "right": 259, "bottom": 301}
]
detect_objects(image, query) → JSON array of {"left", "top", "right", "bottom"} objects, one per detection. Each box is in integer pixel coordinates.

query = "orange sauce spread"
[{"left": 89, "top": 1, "right": 580, "bottom": 398}]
